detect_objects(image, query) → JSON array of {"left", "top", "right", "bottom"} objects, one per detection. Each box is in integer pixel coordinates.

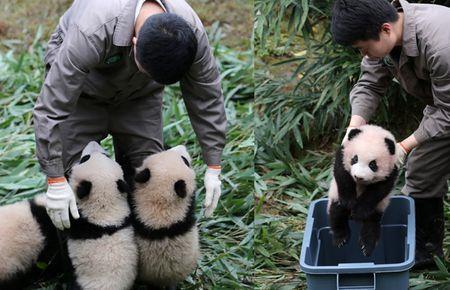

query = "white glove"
[
  {"left": 204, "top": 167, "right": 221, "bottom": 217},
  {"left": 46, "top": 178, "right": 80, "bottom": 230},
  {"left": 396, "top": 142, "right": 408, "bottom": 168}
]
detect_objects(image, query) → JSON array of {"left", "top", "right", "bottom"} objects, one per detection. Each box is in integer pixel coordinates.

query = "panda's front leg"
[
  {"left": 359, "top": 210, "right": 383, "bottom": 257},
  {"left": 329, "top": 201, "right": 352, "bottom": 248}
]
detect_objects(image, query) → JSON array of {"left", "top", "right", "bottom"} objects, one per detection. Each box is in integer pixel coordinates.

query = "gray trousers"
[
  {"left": 402, "top": 134, "right": 450, "bottom": 198},
  {"left": 60, "top": 92, "right": 164, "bottom": 176}
]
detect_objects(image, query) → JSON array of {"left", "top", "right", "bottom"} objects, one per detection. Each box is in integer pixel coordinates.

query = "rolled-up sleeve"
[
  {"left": 33, "top": 24, "right": 100, "bottom": 177},
  {"left": 350, "top": 56, "right": 393, "bottom": 121},
  {"left": 180, "top": 27, "right": 227, "bottom": 166},
  {"left": 414, "top": 46, "right": 450, "bottom": 143}
]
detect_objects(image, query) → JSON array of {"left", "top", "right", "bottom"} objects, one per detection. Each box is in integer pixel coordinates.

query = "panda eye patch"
[
  {"left": 369, "top": 160, "right": 378, "bottom": 172},
  {"left": 351, "top": 155, "right": 358, "bottom": 165},
  {"left": 80, "top": 155, "right": 91, "bottom": 164}
]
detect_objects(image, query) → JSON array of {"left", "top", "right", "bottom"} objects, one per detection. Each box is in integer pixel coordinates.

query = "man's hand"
[
  {"left": 204, "top": 167, "right": 221, "bottom": 217},
  {"left": 396, "top": 142, "right": 408, "bottom": 168},
  {"left": 46, "top": 177, "right": 79, "bottom": 230}
]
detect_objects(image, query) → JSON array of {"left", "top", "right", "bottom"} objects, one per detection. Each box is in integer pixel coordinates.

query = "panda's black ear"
[
  {"left": 348, "top": 128, "right": 362, "bottom": 141},
  {"left": 174, "top": 180, "right": 187, "bottom": 198},
  {"left": 116, "top": 179, "right": 130, "bottom": 194},
  {"left": 181, "top": 156, "right": 190, "bottom": 167},
  {"left": 385, "top": 138, "right": 396, "bottom": 155},
  {"left": 135, "top": 168, "right": 151, "bottom": 183},
  {"left": 76, "top": 180, "right": 92, "bottom": 199},
  {"left": 80, "top": 155, "right": 91, "bottom": 164}
]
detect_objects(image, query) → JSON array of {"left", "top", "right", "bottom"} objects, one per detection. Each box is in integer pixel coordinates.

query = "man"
[
  {"left": 332, "top": 0, "right": 450, "bottom": 268},
  {"left": 33, "top": 0, "right": 226, "bottom": 231}
]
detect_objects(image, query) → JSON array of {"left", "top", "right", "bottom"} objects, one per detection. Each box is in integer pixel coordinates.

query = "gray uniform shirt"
[
  {"left": 33, "top": 0, "right": 226, "bottom": 177},
  {"left": 350, "top": 0, "right": 450, "bottom": 144}
]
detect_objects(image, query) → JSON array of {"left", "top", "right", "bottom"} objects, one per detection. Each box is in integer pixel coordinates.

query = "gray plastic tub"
[{"left": 300, "top": 196, "right": 415, "bottom": 290}]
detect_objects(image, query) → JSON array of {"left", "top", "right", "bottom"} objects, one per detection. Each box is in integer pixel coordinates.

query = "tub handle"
[{"left": 337, "top": 273, "right": 376, "bottom": 290}]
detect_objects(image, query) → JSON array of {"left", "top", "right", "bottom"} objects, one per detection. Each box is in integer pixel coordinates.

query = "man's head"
[
  {"left": 133, "top": 13, "right": 198, "bottom": 85},
  {"left": 331, "top": 0, "right": 400, "bottom": 58}
]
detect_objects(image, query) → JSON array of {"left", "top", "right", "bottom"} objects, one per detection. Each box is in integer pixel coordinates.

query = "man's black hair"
[
  {"left": 331, "top": 0, "right": 399, "bottom": 46},
  {"left": 136, "top": 13, "right": 198, "bottom": 85}
]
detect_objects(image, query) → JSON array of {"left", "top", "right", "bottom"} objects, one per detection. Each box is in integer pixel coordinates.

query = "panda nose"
[{"left": 354, "top": 176, "right": 364, "bottom": 182}]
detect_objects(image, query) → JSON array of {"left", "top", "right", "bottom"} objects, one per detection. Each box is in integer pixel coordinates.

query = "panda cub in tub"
[
  {"left": 328, "top": 125, "right": 399, "bottom": 257},
  {"left": 128, "top": 145, "right": 199, "bottom": 289},
  {"left": 66, "top": 141, "right": 138, "bottom": 290}
]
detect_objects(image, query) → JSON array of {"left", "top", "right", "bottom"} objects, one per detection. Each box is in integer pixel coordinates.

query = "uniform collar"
[
  {"left": 398, "top": 0, "right": 419, "bottom": 57},
  {"left": 113, "top": 0, "right": 169, "bottom": 47}
]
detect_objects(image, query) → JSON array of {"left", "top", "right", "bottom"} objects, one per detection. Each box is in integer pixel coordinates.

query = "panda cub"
[
  {"left": 0, "top": 194, "right": 60, "bottom": 289},
  {"left": 66, "top": 141, "right": 138, "bottom": 290},
  {"left": 328, "top": 125, "right": 399, "bottom": 257},
  {"left": 128, "top": 145, "right": 199, "bottom": 289}
]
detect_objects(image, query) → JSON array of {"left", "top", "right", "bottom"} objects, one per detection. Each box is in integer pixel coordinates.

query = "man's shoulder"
[
  {"left": 164, "top": 0, "right": 204, "bottom": 32},
  {"left": 413, "top": 3, "right": 450, "bottom": 53},
  {"left": 64, "top": 0, "right": 130, "bottom": 35}
]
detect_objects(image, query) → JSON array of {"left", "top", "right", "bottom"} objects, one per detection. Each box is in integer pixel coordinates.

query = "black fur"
[
  {"left": 181, "top": 156, "right": 190, "bottom": 167},
  {"left": 384, "top": 138, "right": 396, "bottom": 155},
  {"left": 333, "top": 146, "right": 357, "bottom": 208},
  {"left": 359, "top": 211, "right": 383, "bottom": 257},
  {"left": 76, "top": 181, "right": 92, "bottom": 199},
  {"left": 79, "top": 154, "right": 91, "bottom": 164},
  {"left": 174, "top": 180, "right": 187, "bottom": 198},
  {"left": 328, "top": 201, "right": 351, "bottom": 248},
  {"left": 135, "top": 168, "right": 151, "bottom": 183},
  {"left": 117, "top": 179, "right": 130, "bottom": 194},
  {"left": 67, "top": 215, "right": 131, "bottom": 240},
  {"left": 128, "top": 193, "right": 196, "bottom": 240},
  {"left": 351, "top": 166, "right": 398, "bottom": 221},
  {"left": 347, "top": 128, "right": 362, "bottom": 141}
]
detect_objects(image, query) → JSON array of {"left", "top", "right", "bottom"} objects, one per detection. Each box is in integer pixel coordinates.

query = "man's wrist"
[
  {"left": 207, "top": 165, "right": 221, "bottom": 170},
  {"left": 348, "top": 115, "right": 367, "bottom": 128},
  {"left": 47, "top": 177, "right": 66, "bottom": 184}
]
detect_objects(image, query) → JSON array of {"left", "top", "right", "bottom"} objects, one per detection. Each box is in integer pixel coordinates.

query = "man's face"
[
  {"left": 132, "top": 36, "right": 150, "bottom": 76},
  {"left": 352, "top": 23, "right": 397, "bottom": 59}
]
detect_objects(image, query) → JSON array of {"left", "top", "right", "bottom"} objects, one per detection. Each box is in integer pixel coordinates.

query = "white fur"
[
  {"left": 68, "top": 151, "right": 138, "bottom": 290},
  {"left": 133, "top": 149, "right": 200, "bottom": 286},
  {"left": 327, "top": 125, "right": 397, "bottom": 212},
  {"left": 0, "top": 198, "right": 45, "bottom": 280}
]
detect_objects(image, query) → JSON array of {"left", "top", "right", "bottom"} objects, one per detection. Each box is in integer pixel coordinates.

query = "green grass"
[{"left": 0, "top": 1, "right": 254, "bottom": 289}]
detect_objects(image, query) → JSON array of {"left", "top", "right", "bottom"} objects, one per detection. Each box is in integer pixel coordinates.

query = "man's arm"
[
  {"left": 179, "top": 28, "right": 227, "bottom": 167},
  {"left": 350, "top": 56, "right": 393, "bottom": 123},
  {"left": 34, "top": 24, "right": 101, "bottom": 177},
  {"left": 413, "top": 46, "right": 450, "bottom": 144}
]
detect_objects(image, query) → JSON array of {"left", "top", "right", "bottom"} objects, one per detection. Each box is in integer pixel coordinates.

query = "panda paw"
[
  {"left": 331, "top": 228, "right": 350, "bottom": 248},
  {"left": 359, "top": 235, "right": 377, "bottom": 257}
]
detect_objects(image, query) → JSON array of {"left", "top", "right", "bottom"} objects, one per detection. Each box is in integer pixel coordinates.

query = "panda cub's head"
[
  {"left": 132, "top": 145, "right": 196, "bottom": 229},
  {"left": 342, "top": 125, "right": 397, "bottom": 184},
  {"left": 69, "top": 141, "right": 130, "bottom": 225}
]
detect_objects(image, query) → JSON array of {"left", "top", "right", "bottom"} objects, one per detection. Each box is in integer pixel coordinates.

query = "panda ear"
[
  {"left": 347, "top": 128, "right": 362, "bottom": 141},
  {"left": 135, "top": 168, "right": 151, "bottom": 183},
  {"left": 174, "top": 180, "right": 187, "bottom": 198},
  {"left": 76, "top": 180, "right": 92, "bottom": 199},
  {"left": 80, "top": 155, "right": 91, "bottom": 164},
  {"left": 116, "top": 179, "right": 130, "bottom": 194},
  {"left": 385, "top": 138, "right": 396, "bottom": 155}
]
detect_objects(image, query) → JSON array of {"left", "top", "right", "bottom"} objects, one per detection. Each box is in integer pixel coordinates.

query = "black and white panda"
[
  {"left": 66, "top": 141, "right": 138, "bottom": 290},
  {"left": 128, "top": 145, "right": 199, "bottom": 289},
  {"left": 0, "top": 193, "right": 61, "bottom": 290},
  {"left": 328, "top": 125, "right": 399, "bottom": 257}
]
